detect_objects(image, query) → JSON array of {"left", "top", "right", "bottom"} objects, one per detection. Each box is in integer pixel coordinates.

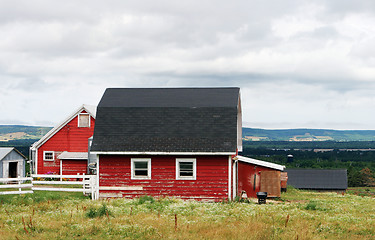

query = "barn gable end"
[
  {"left": 92, "top": 88, "right": 241, "bottom": 201},
  {"left": 30, "top": 105, "right": 96, "bottom": 175}
]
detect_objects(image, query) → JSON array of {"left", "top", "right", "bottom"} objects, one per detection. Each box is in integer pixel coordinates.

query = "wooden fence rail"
[
  {"left": 0, "top": 177, "right": 33, "bottom": 195},
  {"left": 0, "top": 175, "right": 98, "bottom": 200},
  {"left": 31, "top": 174, "right": 98, "bottom": 200}
]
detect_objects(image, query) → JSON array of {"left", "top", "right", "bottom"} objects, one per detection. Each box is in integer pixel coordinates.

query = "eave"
[
  {"left": 30, "top": 104, "right": 96, "bottom": 150},
  {"left": 234, "top": 155, "right": 285, "bottom": 171},
  {"left": 91, "top": 151, "right": 236, "bottom": 156}
]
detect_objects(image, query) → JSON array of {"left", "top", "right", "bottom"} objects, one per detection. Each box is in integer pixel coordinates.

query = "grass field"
[{"left": 0, "top": 188, "right": 374, "bottom": 240}]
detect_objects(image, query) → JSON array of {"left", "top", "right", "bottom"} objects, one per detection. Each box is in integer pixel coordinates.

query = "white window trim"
[
  {"left": 78, "top": 113, "right": 90, "bottom": 128},
  {"left": 43, "top": 151, "right": 55, "bottom": 161},
  {"left": 176, "top": 158, "right": 196, "bottom": 180},
  {"left": 131, "top": 158, "right": 151, "bottom": 180}
]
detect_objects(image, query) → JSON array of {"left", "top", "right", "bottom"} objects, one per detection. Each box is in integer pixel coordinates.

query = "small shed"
[
  {"left": 285, "top": 169, "right": 348, "bottom": 192},
  {"left": 235, "top": 155, "right": 285, "bottom": 198},
  {"left": 0, "top": 147, "right": 26, "bottom": 178}
]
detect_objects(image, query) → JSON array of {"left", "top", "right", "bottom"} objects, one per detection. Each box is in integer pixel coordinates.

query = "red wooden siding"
[
  {"left": 61, "top": 160, "right": 87, "bottom": 175},
  {"left": 237, "top": 161, "right": 281, "bottom": 198},
  {"left": 99, "top": 155, "right": 230, "bottom": 201},
  {"left": 37, "top": 113, "right": 94, "bottom": 174}
]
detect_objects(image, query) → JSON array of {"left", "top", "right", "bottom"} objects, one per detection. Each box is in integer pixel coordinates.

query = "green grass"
[
  {"left": 346, "top": 187, "right": 375, "bottom": 197},
  {"left": 0, "top": 189, "right": 373, "bottom": 239},
  {"left": 0, "top": 191, "right": 88, "bottom": 204}
]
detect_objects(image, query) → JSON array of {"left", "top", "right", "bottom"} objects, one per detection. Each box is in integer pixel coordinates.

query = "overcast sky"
[{"left": 1, "top": 0, "right": 375, "bottom": 130}]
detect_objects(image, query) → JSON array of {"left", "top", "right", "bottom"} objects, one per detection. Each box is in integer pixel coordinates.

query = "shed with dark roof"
[
  {"left": 285, "top": 169, "right": 348, "bottom": 191},
  {"left": 91, "top": 88, "right": 242, "bottom": 201}
]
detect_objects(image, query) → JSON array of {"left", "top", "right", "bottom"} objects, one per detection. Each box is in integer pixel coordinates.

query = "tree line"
[{"left": 243, "top": 141, "right": 375, "bottom": 187}]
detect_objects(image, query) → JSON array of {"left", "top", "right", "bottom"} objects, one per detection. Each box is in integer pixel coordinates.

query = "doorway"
[{"left": 9, "top": 162, "right": 18, "bottom": 178}]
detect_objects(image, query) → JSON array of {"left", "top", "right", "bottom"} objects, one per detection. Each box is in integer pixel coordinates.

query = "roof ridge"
[{"left": 31, "top": 104, "right": 96, "bottom": 149}]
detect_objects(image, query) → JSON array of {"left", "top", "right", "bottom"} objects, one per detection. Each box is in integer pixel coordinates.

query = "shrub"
[
  {"left": 232, "top": 196, "right": 251, "bottom": 203},
  {"left": 305, "top": 201, "right": 317, "bottom": 210},
  {"left": 86, "top": 204, "right": 113, "bottom": 218},
  {"left": 86, "top": 208, "right": 98, "bottom": 218},
  {"left": 137, "top": 195, "right": 155, "bottom": 204}
]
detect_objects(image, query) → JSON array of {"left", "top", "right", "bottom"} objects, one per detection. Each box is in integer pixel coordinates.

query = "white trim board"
[
  {"left": 228, "top": 156, "right": 232, "bottom": 200},
  {"left": 43, "top": 151, "right": 55, "bottom": 161},
  {"left": 131, "top": 158, "right": 151, "bottom": 180},
  {"left": 99, "top": 186, "right": 143, "bottom": 191},
  {"left": 91, "top": 151, "right": 235, "bottom": 156},
  {"left": 78, "top": 113, "right": 91, "bottom": 128},
  {"left": 176, "top": 158, "right": 196, "bottom": 180},
  {"left": 235, "top": 155, "right": 285, "bottom": 171}
]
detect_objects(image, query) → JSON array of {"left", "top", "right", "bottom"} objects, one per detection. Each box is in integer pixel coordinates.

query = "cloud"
[{"left": 0, "top": 1, "right": 375, "bottom": 129}]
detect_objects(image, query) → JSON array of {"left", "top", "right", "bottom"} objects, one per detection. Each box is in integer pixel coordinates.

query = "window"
[
  {"left": 131, "top": 158, "right": 151, "bottom": 179},
  {"left": 176, "top": 158, "right": 196, "bottom": 180},
  {"left": 43, "top": 151, "right": 55, "bottom": 161},
  {"left": 78, "top": 113, "right": 90, "bottom": 127}
]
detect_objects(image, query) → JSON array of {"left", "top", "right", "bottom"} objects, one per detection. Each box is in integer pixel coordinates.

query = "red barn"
[
  {"left": 30, "top": 105, "right": 96, "bottom": 175},
  {"left": 91, "top": 88, "right": 242, "bottom": 201},
  {"left": 235, "top": 155, "right": 285, "bottom": 198}
]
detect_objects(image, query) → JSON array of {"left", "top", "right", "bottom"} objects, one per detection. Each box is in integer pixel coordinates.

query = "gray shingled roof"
[
  {"left": 91, "top": 88, "right": 240, "bottom": 153},
  {"left": 0, "top": 147, "right": 26, "bottom": 160},
  {"left": 286, "top": 169, "right": 348, "bottom": 190},
  {"left": 0, "top": 147, "right": 13, "bottom": 160}
]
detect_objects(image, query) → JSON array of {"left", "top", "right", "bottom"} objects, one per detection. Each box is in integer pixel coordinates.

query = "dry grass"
[{"left": 0, "top": 188, "right": 374, "bottom": 239}]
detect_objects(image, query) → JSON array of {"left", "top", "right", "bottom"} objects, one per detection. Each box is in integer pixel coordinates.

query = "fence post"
[
  {"left": 60, "top": 159, "right": 63, "bottom": 181},
  {"left": 90, "top": 176, "right": 93, "bottom": 200},
  {"left": 91, "top": 175, "right": 96, "bottom": 200},
  {"left": 91, "top": 175, "right": 98, "bottom": 200},
  {"left": 18, "top": 176, "right": 21, "bottom": 194}
]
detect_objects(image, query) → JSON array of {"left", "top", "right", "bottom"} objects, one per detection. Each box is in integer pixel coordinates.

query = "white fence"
[
  {"left": 0, "top": 175, "right": 98, "bottom": 200},
  {"left": 32, "top": 174, "right": 98, "bottom": 200},
  {"left": 0, "top": 177, "right": 33, "bottom": 195}
]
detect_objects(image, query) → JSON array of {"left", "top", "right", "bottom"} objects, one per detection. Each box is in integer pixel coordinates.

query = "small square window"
[
  {"left": 43, "top": 151, "right": 54, "bottom": 161},
  {"left": 131, "top": 158, "right": 151, "bottom": 179},
  {"left": 78, "top": 113, "right": 90, "bottom": 127},
  {"left": 179, "top": 162, "right": 194, "bottom": 176},
  {"left": 176, "top": 158, "right": 196, "bottom": 180}
]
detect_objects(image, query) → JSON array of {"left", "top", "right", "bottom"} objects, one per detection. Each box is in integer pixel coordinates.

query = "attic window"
[
  {"left": 131, "top": 158, "right": 151, "bottom": 179},
  {"left": 176, "top": 158, "right": 196, "bottom": 180},
  {"left": 78, "top": 113, "right": 90, "bottom": 127},
  {"left": 43, "top": 151, "right": 54, "bottom": 161}
]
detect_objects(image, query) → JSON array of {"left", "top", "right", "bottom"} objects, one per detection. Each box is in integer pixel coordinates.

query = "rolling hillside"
[
  {"left": 243, "top": 128, "right": 375, "bottom": 141},
  {"left": 0, "top": 125, "right": 52, "bottom": 142},
  {"left": 2, "top": 125, "right": 375, "bottom": 143}
]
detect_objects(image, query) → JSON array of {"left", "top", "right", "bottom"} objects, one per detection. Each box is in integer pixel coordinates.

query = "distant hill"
[
  {"left": 243, "top": 128, "right": 375, "bottom": 141},
  {"left": 1, "top": 125, "right": 375, "bottom": 143},
  {"left": 0, "top": 125, "right": 52, "bottom": 142}
]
